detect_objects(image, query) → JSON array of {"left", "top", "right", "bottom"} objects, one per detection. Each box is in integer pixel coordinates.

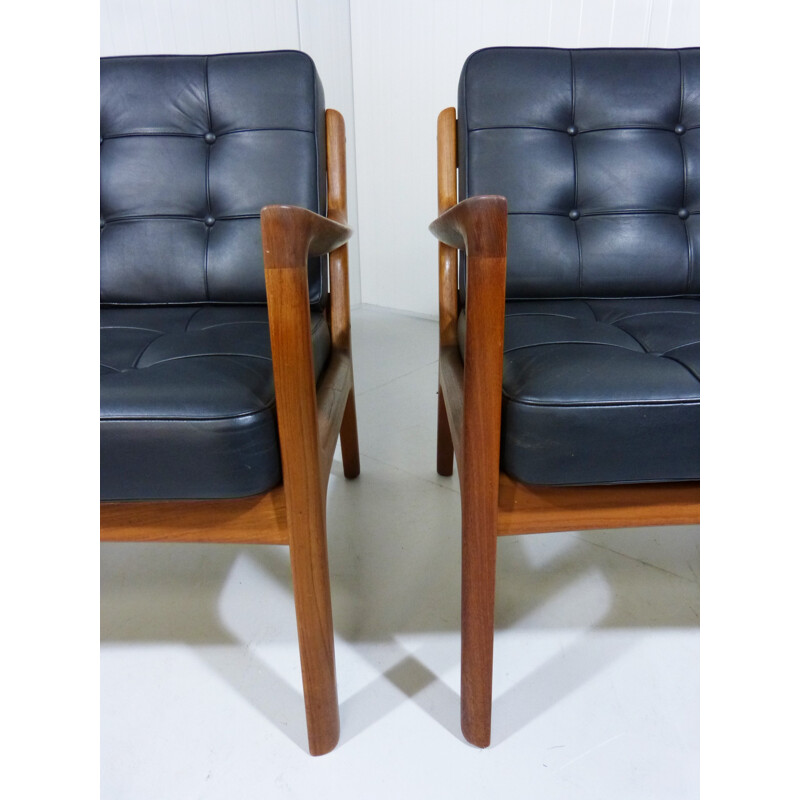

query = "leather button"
[
  {"left": 678, "top": 208, "right": 689, "bottom": 219},
  {"left": 204, "top": 215, "right": 216, "bottom": 227},
  {"left": 100, "top": 218, "right": 105, "bottom": 228},
  {"left": 674, "top": 124, "right": 686, "bottom": 135},
  {"left": 567, "top": 125, "right": 578, "bottom": 136},
  {"left": 204, "top": 132, "right": 216, "bottom": 144},
  {"left": 568, "top": 209, "right": 580, "bottom": 220}
]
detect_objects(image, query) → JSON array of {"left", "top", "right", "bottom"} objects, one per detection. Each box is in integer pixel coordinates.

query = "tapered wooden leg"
[
  {"left": 460, "top": 487, "right": 498, "bottom": 748},
  {"left": 339, "top": 385, "right": 360, "bottom": 479},
  {"left": 263, "top": 254, "right": 340, "bottom": 755},
  {"left": 289, "top": 505, "right": 340, "bottom": 755},
  {"left": 437, "top": 384, "right": 454, "bottom": 476}
]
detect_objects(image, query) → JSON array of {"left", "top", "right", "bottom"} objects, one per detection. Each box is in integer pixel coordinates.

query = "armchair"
[
  {"left": 100, "top": 51, "right": 360, "bottom": 756},
  {"left": 430, "top": 47, "right": 700, "bottom": 747}
]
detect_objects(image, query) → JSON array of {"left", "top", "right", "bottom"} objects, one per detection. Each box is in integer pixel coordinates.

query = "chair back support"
[
  {"left": 101, "top": 51, "right": 327, "bottom": 306},
  {"left": 458, "top": 47, "right": 699, "bottom": 299}
]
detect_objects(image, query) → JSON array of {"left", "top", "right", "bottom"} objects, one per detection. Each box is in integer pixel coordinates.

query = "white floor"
[{"left": 100, "top": 305, "right": 699, "bottom": 799}]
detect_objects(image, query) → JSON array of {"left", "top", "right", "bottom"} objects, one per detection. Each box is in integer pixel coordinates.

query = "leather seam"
[
  {"left": 662, "top": 341, "right": 700, "bottom": 354},
  {"left": 606, "top": 309, "right": 699, "bottom": 323},
  {"left": 503, "top": 341, "right": 644, "bottom": 356},
  {"left": 503, "top": 396, "right": 699, "bottom": 408},
  {"left": 101, "top": 127, "right": 317, "bottom": 139},
  {"left": 184, "top": 307, "right": 202, "bottom": 332},
  {"left": 506, "top": 210, "right": 695, "bottom": 217},
  {"left": 103, "top": 214, "right": 263, "bottom": 223},
  {"left": 661, "top": 353, "right": 700, "bottom": 381},
  {"left": 131, "top": 336, "right": 161, "bottom": 369},
  {"left": 569, "top": 50, "right": 583, "bottom": 293},
  {"left": 99, "top": 325, "right": 166, "bottom": 334},
  {"left": 583, "top": 300, "right": 599, "bottom": 322},
  {"left": 136, "top": 353, "right": 274, "bottom": 368},
  {"left": 100, "top": 403, "right": 278, "bottom": 424},
  {"left": 678, "top": 50, "right": 694, "bottom": 294},
  {"left": 203, "top": 56, "right": 212, "bottom": 302},
  {"left": 505, "top": 311, "right": 586, "bottom": 320},
  {"left": 610, "top": 324, "right": 648, "bottom": 351},
  {"left": 468, "top": 123, "right": 683, "bottom": 135}
]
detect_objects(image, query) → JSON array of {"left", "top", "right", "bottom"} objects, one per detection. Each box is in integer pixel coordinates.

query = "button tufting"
[
  {"left": 674, "top": 124, "right": 686, "bottom": 135},
  {"left": 568, "top": 209, "right": 580, "bottom": 220},
  {"left": 567, "top": 125, "right": 578, "bottom": 136},
  {"left": 678, "top": 208, "right": 689, "bottom": 219},
  {"left": 204, "top": 215, "right": 216, "bottom": 227},
  {"left": 100, "top": 218, "right": 105, "bottom": 228},
  {"left": 204, "top": 132, "right": 217, "bottom": 144}
]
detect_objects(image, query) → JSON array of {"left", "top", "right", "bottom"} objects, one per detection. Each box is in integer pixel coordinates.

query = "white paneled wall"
[
  {"left": 100, "top": 0, "right": 361, "bottom": 306},
  {"left": 100, "top": 0, "right": 700, "bottom": 315}
]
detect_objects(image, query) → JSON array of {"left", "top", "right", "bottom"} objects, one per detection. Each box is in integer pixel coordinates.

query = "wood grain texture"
[
  {"left": 262, "top": 204, "right": 341, "bottom": 756},
  {"left": 315, "top": 350, "right": 355, "bottom": 484},
  {"left": 431, "top": 171, "right": 509, "bottom": 747},
  {"left": 325, "top": 108, "right": 361, "bottom": 480},
  {"left": 436, "top": 108, "right": 458, "bottom": 475},
  {"left": 457, "top": 219, "right": 507, "bottom": 750},
  {"left": 436, "top": 108, "right": 459, "bottom": 338},
  {"left": 498, "top": 478, "right": 700, "bottom": 536},
  {"left": 438, "top": 346, "right": 465, "bottom": 477},
  {"left": 260, "top": 205, "right": 351, "bottom": 268},
  {"left": 429, "top": 195, "right": 509, "bottom": 256},
  {"left": 100, "top": 489, "right": 289, "bottom": 544}
]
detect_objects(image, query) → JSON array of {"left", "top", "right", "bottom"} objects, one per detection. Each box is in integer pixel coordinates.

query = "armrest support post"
[{"left": 260, "top": 203, "right": 351, "bottom": 754}]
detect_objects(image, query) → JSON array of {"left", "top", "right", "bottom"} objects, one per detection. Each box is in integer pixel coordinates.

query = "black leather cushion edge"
[
  {"left": 457, "top": 298, "right": 700, "bottom": 486},
  {"left": 100, "top": 305, "right": 331, "bottom": 500}
]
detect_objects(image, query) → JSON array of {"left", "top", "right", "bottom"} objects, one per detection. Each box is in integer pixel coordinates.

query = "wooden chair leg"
[
  {"left": 339, "top": 385, "right": 361, "bottom": 479},
  {"left": 460, "top": 488, "right": 498, "bottom": 748},
  {"left": 437, "top": 384, "right": 454, "bottom": 476},
  {"left": 289, "top": 505, "right": 340, "bottom": 756}
]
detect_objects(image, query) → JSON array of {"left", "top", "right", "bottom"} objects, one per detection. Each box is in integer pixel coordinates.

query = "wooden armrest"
[
  {"left": 429, "top": 195, "right": 507, "bottom": 258},
  {"left": 430, "top": 197, "right": 507, "bottom": 494},
  {"left": 261, "top": 205, "right": 351, "bottom": 270}
]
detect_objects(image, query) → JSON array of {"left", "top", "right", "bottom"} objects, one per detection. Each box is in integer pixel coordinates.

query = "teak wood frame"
[
  {"left": 430, "top": 107, "right": 700, "bottom": 749},
  {"left": 100, "top": 109, "right": 360, "bottom": 757}
]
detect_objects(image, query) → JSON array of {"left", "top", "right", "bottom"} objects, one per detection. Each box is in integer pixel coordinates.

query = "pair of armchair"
[{"left": 100, "top": 48, "right": 699, "bottom": 754}]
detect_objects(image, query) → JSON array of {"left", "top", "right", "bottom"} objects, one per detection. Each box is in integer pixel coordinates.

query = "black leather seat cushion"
[
  {"left": 457, "top": 47, "right": 700, "bottom": 486},
  {"left": 459, "top": 298, "right": 699, "bottom": 485},
  {"left": 100, "top": 306, "right": 331, "bottom": 500}
]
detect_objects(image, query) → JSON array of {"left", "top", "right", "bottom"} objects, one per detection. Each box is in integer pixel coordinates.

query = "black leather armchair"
[
  {"left": 100, "top": 51, "right": 360, "bottom": 755},
  {"left": 430, "top": 47, "right": 700, "bottom": 747}
]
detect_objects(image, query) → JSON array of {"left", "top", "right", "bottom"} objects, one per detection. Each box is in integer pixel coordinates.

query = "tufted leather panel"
[
  {"left": 101, "top": 51, "right": 328, "bottom": 307},
  {"left": 100, "top": 305, "right": 331, "bottom": 500},
  {"left": 458, "top": 298, "right": 699, "bottom": 485},
  {"left": 458, "top": 47, "right": 699, "bottom": 299}
]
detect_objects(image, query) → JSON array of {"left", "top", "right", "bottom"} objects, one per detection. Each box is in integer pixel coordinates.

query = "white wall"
[
  {"left": 100, "top": 0, "right": 362, "bottom": 306},
  {"left": 100, "top": 0, "right": 700, "bottom": 316}
]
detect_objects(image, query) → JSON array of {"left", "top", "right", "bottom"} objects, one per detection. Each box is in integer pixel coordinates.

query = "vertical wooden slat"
[{"left": 326, "top": 108, "right": 361, "bottom": 480}]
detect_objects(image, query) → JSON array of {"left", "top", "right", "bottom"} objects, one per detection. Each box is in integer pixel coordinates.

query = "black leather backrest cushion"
[
  {"left": 101, "top": 51, "right": 327, "bottom": 306},
  {"left": 458, "top": 48, "right": 699, "bottom": 299}
]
